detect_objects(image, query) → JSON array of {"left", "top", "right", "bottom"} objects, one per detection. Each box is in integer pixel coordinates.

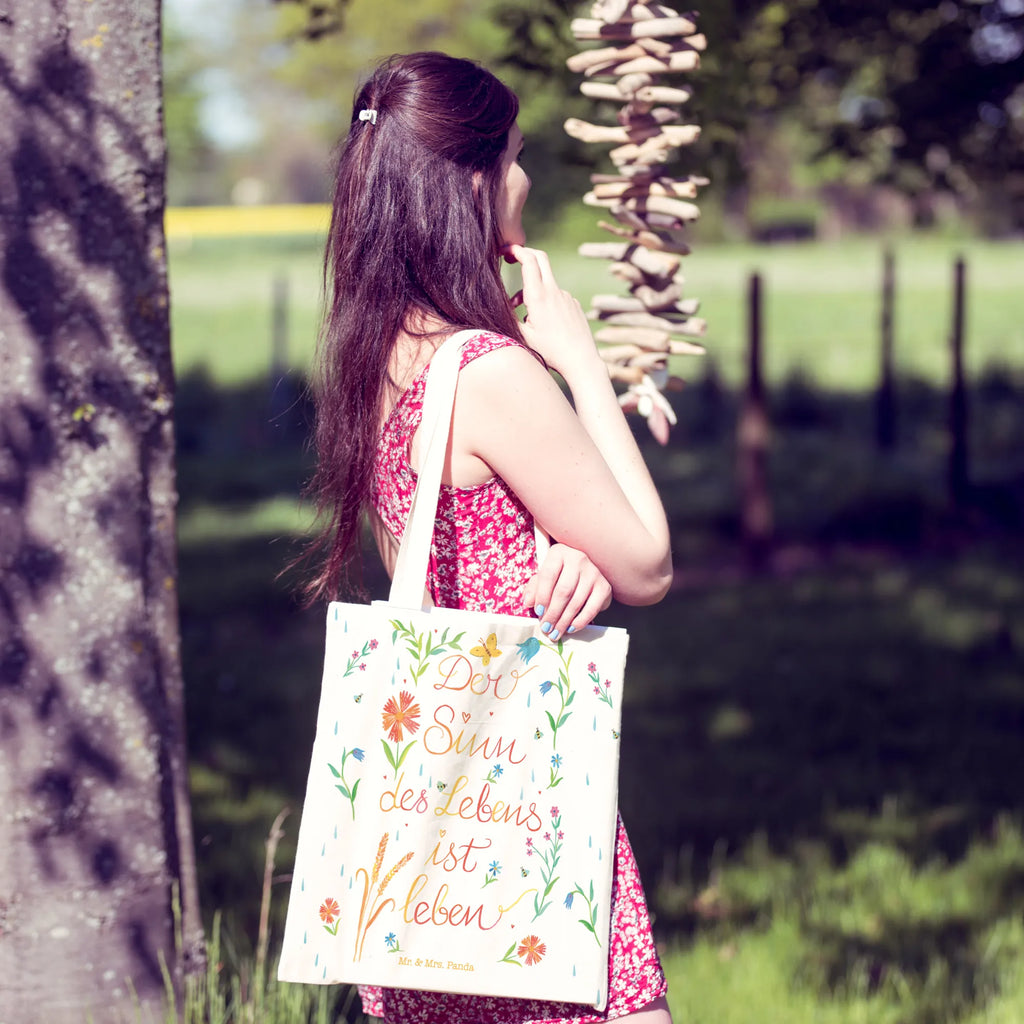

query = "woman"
[{"left": 306, "top": 51, "right": 674, "bottom": 1024}]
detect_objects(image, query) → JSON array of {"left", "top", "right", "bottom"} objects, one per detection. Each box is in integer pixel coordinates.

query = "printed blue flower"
[
  {"left": 492, "top": 763, "right": 503, "bottom": 778},
  {"left": 489, "top": 860, "right": 501, "bottom": 877},
  {"left": 564, "top": 892, "right": 574, "bottom": 909},
  {"left": 352, "top": 748, "right": 365, "bottom": 762},
  {"left": 385, "top": 932, "right": 397, "bottom": 948},
  {"left": 551, "top": 753, "right": 562, "bottom": 768},
  {"left": 517, "top": 637, "right": 541, "bottom": 664},
  {"left": 540, "top": 680, "right": 554, "bottom": 695}
]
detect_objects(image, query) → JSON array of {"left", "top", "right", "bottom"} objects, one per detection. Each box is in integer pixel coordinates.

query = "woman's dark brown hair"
[{"left": 303, "top": 52, "right": 524, "bottom": 602}]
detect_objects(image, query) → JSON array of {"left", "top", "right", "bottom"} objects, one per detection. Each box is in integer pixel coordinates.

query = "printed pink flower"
[
  {"left": 319, "top": 897, "right": 339, "bottom": 924},
  {"left": 369, "top": 639, "right": 379, "bottom": 650},
  {"left": 588, "top": 662, "right": 597, "bottom": 673}
]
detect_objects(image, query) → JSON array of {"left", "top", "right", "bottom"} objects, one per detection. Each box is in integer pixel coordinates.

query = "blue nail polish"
[
  {"left": 535, "top": 604, "right": 545, "bottom": 616},
  {"left": 567, "top": 625, "right": 576, "bottom": 634},
  {"left": 549, "top": 629, "right": 560, "bottom": 641},
  {"left": 541, "top": 622, "right": 552, "bottom": 634}
]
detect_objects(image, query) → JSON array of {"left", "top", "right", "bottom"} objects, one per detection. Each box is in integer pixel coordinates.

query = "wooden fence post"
[
  {"left": 268, "top": 272, "right": 294, "bottom": 440},
  {"left": 876, "top": 246, "right": 896, "bottom": 451},
  {"left": 948, "top": 255, "right": 968, "bottom": 508},
  {"left": 738, "top": 271, "right": 772, "bottom": 568}
]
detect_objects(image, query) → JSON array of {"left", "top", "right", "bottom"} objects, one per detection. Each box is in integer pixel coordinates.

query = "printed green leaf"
[
  {"left": 565, "top": 690, "right": 576, "bottom": 707},
  {"left": 578, "top": 919, "right": 596, "bottom": 933},
  {"left": 545, "top": 710, "right": 558, "bottom": 732},
  {"left": 382, "top": 740, "right": 397, "bottom": 771},
  {"left": 395, "top": 741, "right": 417, "bottom": 770},
  {"left": 327, "top": 763, "right": 342, "bottom": 778}
]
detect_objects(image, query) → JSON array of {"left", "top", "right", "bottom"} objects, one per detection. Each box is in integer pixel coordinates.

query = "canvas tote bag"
[{"left": 278, "top": 331, "right": 628, "bottom": 1010}]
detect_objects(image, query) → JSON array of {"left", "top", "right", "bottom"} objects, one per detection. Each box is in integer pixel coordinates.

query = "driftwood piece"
[
  {"left": 591, "top": 306, "right": 704, "bottom": 327},
  {"left": 606, "top": 50, "right": 701, "bottom": 76},
  {"left": 595, "top": 326, "right": 672, "bottom": 349},
  {"left": 591, "top": 0, "right": 632, "bottom": 21},
  {"left": 597, "top": 220, "right": 692, "bottom": 253},
  {"left": 565, "top": 117, "right": 696, "bottom": 146},
  {"left": 578, "top": 241, "right": 682, "bottom": 278},
  {"left": 570, "top": 16, "right": 698, "bottom": 39},
  {"left": 579, "top": 81, "right": 693, "bottom": 105}
]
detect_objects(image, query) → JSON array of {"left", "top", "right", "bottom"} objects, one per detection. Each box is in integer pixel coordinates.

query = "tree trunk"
[{"left": 0, "top": 2, "right": 203, "bottom": 1020}]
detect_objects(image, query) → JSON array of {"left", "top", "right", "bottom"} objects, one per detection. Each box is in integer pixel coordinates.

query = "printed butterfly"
[{"left": 470, "top": 633, "right": 502, "bottom": 666}]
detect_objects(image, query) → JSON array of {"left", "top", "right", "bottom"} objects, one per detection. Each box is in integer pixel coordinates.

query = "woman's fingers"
[{"left": 529, "top": 544, "right": 612, "bottom": 641}]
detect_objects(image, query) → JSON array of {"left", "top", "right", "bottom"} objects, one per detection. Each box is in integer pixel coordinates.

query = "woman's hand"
[
  {"left": 503, "top": 243, "right": 603, "bottom": 381},
  {"left": 522, "top": 543, "right": 613, "bottom": 641}
]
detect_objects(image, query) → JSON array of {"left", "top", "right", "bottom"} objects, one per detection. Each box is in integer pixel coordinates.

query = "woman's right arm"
[{"left": 450, "top": 246, "right": 673, "bottom": 607}]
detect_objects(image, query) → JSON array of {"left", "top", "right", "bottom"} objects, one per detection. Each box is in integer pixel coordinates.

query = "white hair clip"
[{"left": 358, "top": 108, "right": 378, "bottom": 126}]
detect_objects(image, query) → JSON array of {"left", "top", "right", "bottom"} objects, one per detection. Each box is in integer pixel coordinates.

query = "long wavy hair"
[{"left": 303, "top": 52, "right": 524, "bottom": 602}]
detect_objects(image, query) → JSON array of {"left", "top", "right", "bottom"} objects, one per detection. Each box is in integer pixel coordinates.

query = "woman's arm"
[{"left": 449, "top": 246, "right": 673, "bottom": 608}]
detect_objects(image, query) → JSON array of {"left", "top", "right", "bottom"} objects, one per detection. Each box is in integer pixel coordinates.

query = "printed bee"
[
  {"left": 520, "top": 868, "right": 530, "bottom": 877},
  {"left": 353, "top": 694, "right": 363, "bottom": 703},
  {"left": 436, "top": 781, "right": 447, "bottom": 792},
  {"left": 534, "top": 728, "right": 543, "bottom": 740}
]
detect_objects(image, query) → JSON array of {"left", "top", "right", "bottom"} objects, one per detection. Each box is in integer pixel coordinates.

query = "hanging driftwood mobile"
[{"left": 566, "top": 0, "right": 707, "bottom": 444}]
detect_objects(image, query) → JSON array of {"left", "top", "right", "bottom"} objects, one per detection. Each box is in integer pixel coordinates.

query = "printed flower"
[
  {"left": 564, "top": 892, "right": 574, "bottom": 909},
  {"left": 319, "top": 897, "right": 339, "bottom": 925},
  {"left": 594, "top": 685, "right": 601, "bottom": 695},
  {"left": 385, "top": 932, "right": 397, "bottom": 949},
  {"left": 517, "top": 637, "right": 541, "bottom": 664},
  {"left": 525, "top": 836, "right": 533, "bottom": 848},
  {"left": 558, "top": 831, "right": 564, "bottom": 840},
  {"left": 588, "top": 661, "right": 597, "bottom": 673},
  {"left": 517, "top": 935, "right": 546, "bottom": 966},
  {"left": 550, "top": 754, "right": 562, "bottom": 769},
  {"left": 381, "top": 690, "right": 421, "bottom": 742},
  {"left": 359, "top": 663, "right": 367, "bottom": 671},
  {"left": 539, "top": 680, "right": 554, "bottom": 695},
  {"left": 544, "top": 832, "right": 551, "bottom": 842},
  {"left": 488, "top": 861, "right": 501, "bottom": 878},
  {"left": 550, "top": 806, "right": 559, "bottom": 818},
  {"left": 370, "top": 639, "right": 379, "bottom": 650},
  {"left": 351, "top": 650, "right": 360, "bottom": 660},
  {"left": 352, "top": 748, "right": 365, "bottom": 762},
  {"left": 492, "top": 763, "right": 503, "bottom": 778}
]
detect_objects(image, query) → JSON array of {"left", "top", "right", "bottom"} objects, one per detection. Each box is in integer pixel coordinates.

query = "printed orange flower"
[
  {"left": 517, "top": 934, "right": 546, "bottom": 966},
  {"left": 319, "top": 897, "right": 340, "bottom": 924},
  {"left": 381, "top": 690, "right": 421, "bottom": 742}
]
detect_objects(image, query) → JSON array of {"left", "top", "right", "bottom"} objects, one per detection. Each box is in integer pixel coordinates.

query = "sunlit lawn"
[{"left": 169, "top": 229, "right": 1024, "bottom": 1023}]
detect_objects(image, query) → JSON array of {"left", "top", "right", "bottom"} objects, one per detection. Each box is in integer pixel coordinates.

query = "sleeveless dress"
[{"left": 365, "top": 330, "right": 667, "bottom": 1024}]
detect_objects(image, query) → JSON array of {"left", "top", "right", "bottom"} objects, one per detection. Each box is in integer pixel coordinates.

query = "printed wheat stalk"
[{"left": 354, "top": 836, "right": 415, "bottom": 960}]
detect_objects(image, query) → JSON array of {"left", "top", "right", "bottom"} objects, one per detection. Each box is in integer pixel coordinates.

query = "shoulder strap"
[{"left": 388, "top": 330, "right": 549, "bottom": 609}]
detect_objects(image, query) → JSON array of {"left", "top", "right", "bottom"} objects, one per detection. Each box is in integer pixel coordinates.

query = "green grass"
[
  {"left": 169, "top": 232, "right": 1024, "bottom": 392},
  {"left": 168, "top": 230, "right": 1024, "bottom": 1023}
]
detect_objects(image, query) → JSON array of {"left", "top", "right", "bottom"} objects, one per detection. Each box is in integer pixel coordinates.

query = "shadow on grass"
[{"left": 176, "top": 367, "right": 1024, "bottom": 1020}]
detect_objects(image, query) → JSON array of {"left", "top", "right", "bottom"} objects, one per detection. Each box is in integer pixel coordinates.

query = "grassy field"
[
  {"left": 169, "top": 230, "right": 1024, "bottom": 1023},
  {"left": 169, "top": 230, "right": 1024, "bottom": 391}
]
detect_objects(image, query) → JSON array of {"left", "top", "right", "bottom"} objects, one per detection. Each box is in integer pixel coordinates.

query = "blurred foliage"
[{"left": 244, "top": 0, "right": 1024, "bottom": 232}]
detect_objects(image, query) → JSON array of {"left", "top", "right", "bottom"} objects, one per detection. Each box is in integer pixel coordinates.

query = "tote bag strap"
[{"left": 388, "top": 330, "right": 549, "bottom": 609}]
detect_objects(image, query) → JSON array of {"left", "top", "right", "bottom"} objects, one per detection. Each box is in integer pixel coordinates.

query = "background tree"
[{"left": 0, "top": 1, "right": 202, "bottom": 1020}]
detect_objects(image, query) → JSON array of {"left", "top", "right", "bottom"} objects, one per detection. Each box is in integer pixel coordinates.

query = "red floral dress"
[{"left": 366, "top": 330, "right": 667, "bottom": 1024}]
